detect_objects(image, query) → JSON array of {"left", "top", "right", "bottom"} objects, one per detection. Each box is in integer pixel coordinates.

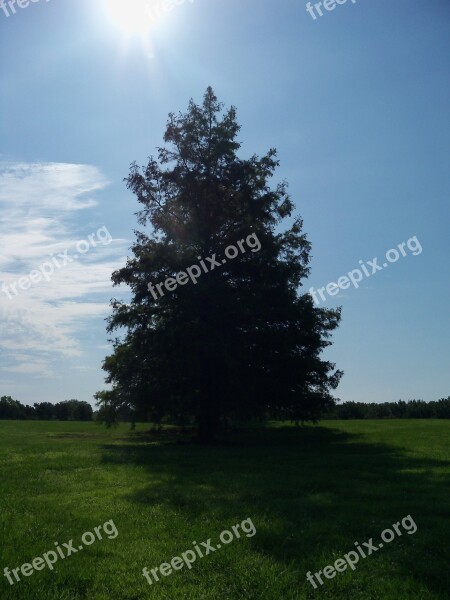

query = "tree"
[
  {"left": 34, "top": 402, "right": 55, "bottom": 420},
  {"left": 68, "top": 400, "right": 93, "bottom": 421},
  {"left": 54, "top": 401, "right": 72, "bottom": 421},
  {"left": 98, "top": 87, "right": 343, "bottom": 442},
  {"left": 53, "top": 400, "right": 93, "bottom": 421},
  {"left": 0, "top": 396, "right": 27, "bottom": 420}
]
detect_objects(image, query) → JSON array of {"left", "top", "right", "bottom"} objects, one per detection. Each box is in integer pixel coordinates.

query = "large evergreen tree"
[{"left": 98, "top": 88, "right": 342, "bottom": 442}]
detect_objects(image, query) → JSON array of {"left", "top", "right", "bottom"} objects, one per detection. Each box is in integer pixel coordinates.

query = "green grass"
[{"left": 0, "top": 419, "right": 449, "bottom": 599}]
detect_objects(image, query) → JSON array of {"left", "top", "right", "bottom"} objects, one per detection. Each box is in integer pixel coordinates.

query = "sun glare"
[{"left": 105, "top": 0, "right": 160, "bottom": 38}]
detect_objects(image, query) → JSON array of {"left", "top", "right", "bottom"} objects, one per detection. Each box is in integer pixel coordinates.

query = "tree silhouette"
[{"left": 98, "top": 88, "right": 343, "bottom": 442}]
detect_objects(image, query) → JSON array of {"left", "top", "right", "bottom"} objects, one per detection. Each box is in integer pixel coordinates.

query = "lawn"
[{"left": 0, "top": 419, "right": 449, "bottom": 599}]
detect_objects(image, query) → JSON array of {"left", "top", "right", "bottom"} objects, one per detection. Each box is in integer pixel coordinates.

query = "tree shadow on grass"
[{"left": 101, "top": 425, "right": 450, "bottom": 599}]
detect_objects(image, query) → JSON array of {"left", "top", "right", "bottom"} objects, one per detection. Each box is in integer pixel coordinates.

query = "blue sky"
[{"left": 0, "top": 0, "right": 449, "bottom": 406}]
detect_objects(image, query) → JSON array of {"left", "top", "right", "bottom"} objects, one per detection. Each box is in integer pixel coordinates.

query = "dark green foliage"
[
  {"left": 53, "top": 400, "right": 93, "bottom": 421},
  {"left": 0, "top": 396, "right": 29, "bottom": 420},
  {"left": 98, "top": 88, "right": 343, "bottom": 441},
  {"left": 323, "top": 397, "right": 450, "bottom": 419},
  {"left": 0, "top": 397, "right": 93, "bottom": 421},
  {"left": 94, "top": 390, "right": 136, "bottom": 426},
  {"left": 34, "top": 401, "right": 55, "bottom": 420}
]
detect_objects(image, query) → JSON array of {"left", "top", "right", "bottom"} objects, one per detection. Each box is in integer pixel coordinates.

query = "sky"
[{"left": 0, "top": 0, "right": 449, "bottom": 407}]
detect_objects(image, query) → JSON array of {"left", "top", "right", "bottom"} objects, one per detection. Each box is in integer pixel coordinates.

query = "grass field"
[{"left": 0, "top": 419, "right": 449, "bottom": 599}]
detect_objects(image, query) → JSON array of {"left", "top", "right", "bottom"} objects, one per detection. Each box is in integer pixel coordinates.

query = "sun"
[{"left": 104, "top": 0, "right": 159, "bottom": 38}]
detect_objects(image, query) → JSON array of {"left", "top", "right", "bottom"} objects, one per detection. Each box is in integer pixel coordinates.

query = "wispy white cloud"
[
  {"left": 0, "top": 162, "right": 107, "bottom": 211},
  {"left": 0, "top": 162, "right": 128, "bottom": 380}
]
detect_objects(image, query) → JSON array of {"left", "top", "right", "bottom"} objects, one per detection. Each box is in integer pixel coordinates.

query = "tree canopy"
[
  {"left": 97, "top": 87, "right": 343, "bottom": 441},
  {"left": 0, "top": 397, "right": 93, "bottom": 421}
]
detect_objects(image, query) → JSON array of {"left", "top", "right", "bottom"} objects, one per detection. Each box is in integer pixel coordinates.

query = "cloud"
[
  {"left": 0, "top": 162, "right": 107, "bottom": 211},
  {"left": 0, "top": 162, "right": 128, "bottom": 380}
]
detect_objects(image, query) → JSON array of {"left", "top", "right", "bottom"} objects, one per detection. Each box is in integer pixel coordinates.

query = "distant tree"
[
  {"left": 54, "top": 401, "right": 72, "bottom": 421},
  {"left": 34, "top": 402, "right": 55, "bottom": 420},
  {"left": 405, "top": 400, "right": 433, "bottom": 419},
  {"left": 433, "top": 397, "right": 450, "bottom": 418},
  {"left": 53, "top": 400, "right": 93, "bottom": 421},
  {"left": 67, "top": 400, "right": 93, "bottom": 421},
  {"left": 391, "top": 400, "right": 407, "bottom": 418},
  {"left": 0, "top": 396, "right": 27, "bottom": 420},
  {"left": 0, "top": 398, "right": 94, "bottom": 421},
  {"left": 339, "top": 402, "right": 368, "bottom": 420},
  {"left": 24, "top": 405, "right": 36, "bottom": 420},
  {"left": 97, "top": 88, "right": 343, "bottom": 442},
  {"left": 324, "top": 398, "right": 450, "bottom": 420}
]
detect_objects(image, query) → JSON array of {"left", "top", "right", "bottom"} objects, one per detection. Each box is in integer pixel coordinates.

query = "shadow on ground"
[{"left": 101, "top": 425, "right": 450, "bottom": 598}]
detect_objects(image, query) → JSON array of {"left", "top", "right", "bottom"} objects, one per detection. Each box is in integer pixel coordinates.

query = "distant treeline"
[
  {"left": 0, "top": 396, "right": 93, "bottom": 421},
  {"left": 2, "top": 395, "right": 449, "bottom": 423},
  {"left": 323, "top": 398, "right": 450, "bottom": 420}
]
